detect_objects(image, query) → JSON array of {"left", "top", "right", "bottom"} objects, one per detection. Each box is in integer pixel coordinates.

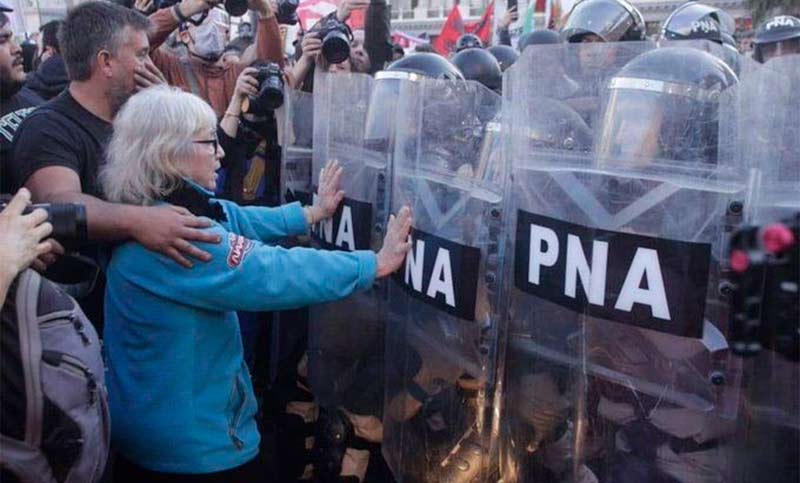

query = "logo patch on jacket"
[{"left": 227, "top": 234, "right": 254, "bottom": 268}]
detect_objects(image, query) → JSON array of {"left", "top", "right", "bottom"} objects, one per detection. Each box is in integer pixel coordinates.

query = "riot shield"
[
  {"left": 279, "top": 88, "right": 315, "bottom": 204},
  {"left": 382, "top": 78, "right": 504, "bottom": 483},
  {"left": 305, "top": 72, "right": 392, "bottom": 482},
  {"left": 729, "top": 55, "right": 800, "bottom": 483},
  {"left": 498, "top": 44, "right": 747, "bottom": 483},
  {"left": 504, "top": 41, "right": 655, "bottom": 133}
]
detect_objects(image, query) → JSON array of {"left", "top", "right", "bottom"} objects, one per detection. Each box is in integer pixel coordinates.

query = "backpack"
[{"left": 0, "top": 269, "right": 109, "bottom": 483}]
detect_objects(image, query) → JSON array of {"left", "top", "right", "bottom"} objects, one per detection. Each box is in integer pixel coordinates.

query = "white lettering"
[
  {"left": 565, "top": 235, "right": 608, "bottom": 305},
  {"left": 528, "top": 224, "right": 559, "bottom": 285},
  {"left": 335, "top": 206, "right": 355, "bottom": 250},
  {"left": 405, "top": 237, "right": 425, "bottom": 291},
  {"left": 614, "top": 248, "right": 671, "bottom": 320},
  {"left": 426, "top": 248, "right": 456, "bottom": 307}
]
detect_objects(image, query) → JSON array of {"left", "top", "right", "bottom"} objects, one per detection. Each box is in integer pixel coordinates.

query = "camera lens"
[
  {"left": 225, "top": 0, "right": 248, "bottom": 17},
  {"left": 322, "top": 30, "right": 351, "bottom": 64},
  {"left": 277, "top": 0, "right": 299, "bottom": 25},
  {"left": 46, "top": 204, "right": 88, "bottom": 242},
  {"left": 262, "top": 78, "right": 285, "bottom": 110}
]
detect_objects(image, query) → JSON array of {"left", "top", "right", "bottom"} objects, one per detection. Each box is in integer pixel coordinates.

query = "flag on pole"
[
  {"left": 433, "top": 1, "right": 495, "bottom": 55},
  {"left": 432, "top": 3, "right": 466, "bottom": 55}
]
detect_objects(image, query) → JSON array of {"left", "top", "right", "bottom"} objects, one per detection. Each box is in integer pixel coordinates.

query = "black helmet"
[
  {"left": 561, "top": 0, "right": 646, "bottom": 43},
  {"left": 753, "top": 15, "right": 800, "bottom": 63},
  {"left": 455, "top": 33, "right": 483, "bottom": 52},
  {"left": 598, "top": 47, "right": 737, "bottom": 165},
  {"left": 452, "top": 48, "right": 503, "bottom": 91},
  {"left": 517, "top": 29, "right": 561, "bottom": 52},
  {"left": 367, "top": 54, "right": 464, "bottom": 146},
  {"left": 488, "top": 44, "right": 519, "bottom": 71},
  {"left": 384, "top": 52, "right": 464, "bottom": 80},
  {"left": 661, "top": 2, "right": 734, "bottom": 45}
]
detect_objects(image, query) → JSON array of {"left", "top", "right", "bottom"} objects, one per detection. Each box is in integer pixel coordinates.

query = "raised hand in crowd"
[
  {"left": 336, "top": 0, "right": 370, "bottom": 22},
  {"left": 0, "top": 188, "right": 55, "bottom": 303},
  {"left": 304, "top": 159, "right": 346, "bottom": 225},
  {"left": 220, "top": 67, "right": 260, "bottom": 137},
  {"left": 133, "top": 0, "right": 154, "bottom": 14},
  {"left": 502, "top": 5, "right": 518, "bottom": 29},
  {"left": 376, "top": 206, "right": 413, "bottom": 278}
]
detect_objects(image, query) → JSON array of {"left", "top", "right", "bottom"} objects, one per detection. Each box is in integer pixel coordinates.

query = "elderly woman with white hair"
[{"left": 100, "top": 86, "right": 412, "bottom": 482}]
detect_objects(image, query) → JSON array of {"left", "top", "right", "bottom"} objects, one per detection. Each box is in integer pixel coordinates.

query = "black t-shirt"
[
  {"left": 9, "top": 89, "right": 112, "bottom": 197},
  {"left": 0, "top": 87, "right": 44, "bottom": 194}
]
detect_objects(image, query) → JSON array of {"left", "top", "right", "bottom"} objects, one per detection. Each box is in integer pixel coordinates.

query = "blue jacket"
[{"left": 104, "top": 187, "right": 377, "bottom": 473}]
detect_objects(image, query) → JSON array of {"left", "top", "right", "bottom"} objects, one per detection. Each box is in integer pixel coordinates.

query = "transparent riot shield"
[
  {"left": 279, "top": 89, "right": 315, "bottom": 204},
  {"left": 729, "top": 55, "right": 800, "bottom": 483},
  {"left": 382, "top": 78, "right": 504, "bottom": 483},
  {"left": 305, "top": 72, "right": 392, "bottom": 481},
  {"left": 499, "top": 44, "right": 747, "bottom": 483},
  {"left": 504, "top": 41, "right": 655, "bottom": 134}
]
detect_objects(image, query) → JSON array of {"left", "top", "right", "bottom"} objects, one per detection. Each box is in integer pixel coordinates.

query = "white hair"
[{"left": 101, "top": 85, "right": 217, "bottom": 205}]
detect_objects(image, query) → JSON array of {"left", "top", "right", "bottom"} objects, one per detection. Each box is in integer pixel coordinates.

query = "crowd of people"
[{"left": 1, "top": 0, "right": 798, "bottom": 480}]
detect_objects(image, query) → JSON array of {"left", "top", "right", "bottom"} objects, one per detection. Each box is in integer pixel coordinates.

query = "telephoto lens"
[
  {"left": 225, "top": 0, "right": 248, "bottom": 16},
  {"left": 308, "top": 16, "right": 353, "bottom": 64},
  {"left": 276, "top": 0, "right": 299, "bottom": 25}
]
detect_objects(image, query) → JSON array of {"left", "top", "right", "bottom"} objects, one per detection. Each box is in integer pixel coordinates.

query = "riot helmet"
[
  {"left": 661, "top": 2, "right": 734, "bottom": 45},
  {"left": 753, "top": 15, "right": 800, "bottom": 63},
  {"left": 561, "top": 0, "right": 646, "bottom": 43},
  {"left": 597, "top": 47, "right": 737, "bottom": 166},
  {"left": 455, "top": 33, "right": 483, "bottom": 52},
  {"left": 366, "top": 53, "right": 464, "bottom": 148},
  {"left": 518, "top": 29, "right": 561, "bottom": 52},
  {"left": 488, "top": 44, "right": 519, "bottom": 71},
  {"left": 452, "top": 47, "right": 503, "bottom": 92}
]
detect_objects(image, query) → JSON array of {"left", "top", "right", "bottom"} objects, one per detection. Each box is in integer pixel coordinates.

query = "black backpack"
[{"left": 0, "top": 269, "right": 109, "bottom": 483}]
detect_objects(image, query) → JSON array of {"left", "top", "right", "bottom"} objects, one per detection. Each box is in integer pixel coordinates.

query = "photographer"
[
  {"left": 0, "top": 188, "right": 54, "bottom": 304},
  {"left": 217, "top": 65, "right": 282, "bottom": 205},
  {"left": 289, "top": 0, "right": 392, "bottom": 91},
  {"left": 100, "top": 85, "right": 412, "bottom": 481},
  {"left": 148, "top": 0, "right": 284, "bottom": 117}
]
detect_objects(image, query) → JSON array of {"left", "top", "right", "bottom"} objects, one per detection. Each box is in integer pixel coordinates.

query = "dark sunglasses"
[{"left": 193, "top": 136, "right": 219, "bottom": 155}]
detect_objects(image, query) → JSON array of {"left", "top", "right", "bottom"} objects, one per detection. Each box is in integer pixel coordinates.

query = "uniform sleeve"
[
  {"left": 9, "top": 111, "right": 83, "bottom": 190},
  {"left": 218, "top": 199, "right": 308, "bottom": 242},
  {"left": 114, "top": 226, "right": 377, "bottom": 313}
]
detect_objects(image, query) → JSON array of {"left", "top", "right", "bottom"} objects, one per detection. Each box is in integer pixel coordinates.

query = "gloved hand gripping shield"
[
  {"left": 497, "top": 46, "right": 748, "bottom": 483},
  {"left": 381, "top": 78, "right": 504, "bottom": 483}
]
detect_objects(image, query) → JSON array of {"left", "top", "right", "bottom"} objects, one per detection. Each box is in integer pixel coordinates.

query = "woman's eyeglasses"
[{"left": 193, "top": 136, "right": 219, "bottom": 155}]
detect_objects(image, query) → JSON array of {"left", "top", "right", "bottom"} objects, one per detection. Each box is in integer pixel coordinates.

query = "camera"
[
  {"left": 145, "top": 0, "right": 247, "bottom": 20},
  {"left": 308, "top": 16, "right": 353, "bottom": 64},
  {"left": 0, "top": 199, "right": 88, "bottom": 244},
  {"left": 242, "top": 63, "right": 285, "bottom": 115},
  {"left": 276, "top": 0, "right": 299, "bottom": 25},
  {"left": 727, "top": 213, "right": 799, "bottom": 361}
]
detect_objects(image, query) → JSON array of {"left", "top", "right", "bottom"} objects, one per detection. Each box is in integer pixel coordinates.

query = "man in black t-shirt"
[
  {"left": 10, "top": 1, "right": 223, "bottom": 326},
  {"left": 0, "top": 4, "right": 44, "bottom": 194}
]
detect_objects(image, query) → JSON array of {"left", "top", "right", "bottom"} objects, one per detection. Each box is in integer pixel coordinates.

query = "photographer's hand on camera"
[
  {"left": 173, "top": 0, "right": 221, "bottom": 20},
  {"left": 376, "top": 206, "right": 413, "bottom": 279},
  {"left": 0, "top": 189, "right": 55, "bottom": 302},
  {"left": 248, "top": 0, "right": 275, "bottom": 18},
  {"left": 336, "top": 0, "right": 369, "bottom": 22},
  {"left": 304, "top": 159, "right": 346, "bottom": 225}
]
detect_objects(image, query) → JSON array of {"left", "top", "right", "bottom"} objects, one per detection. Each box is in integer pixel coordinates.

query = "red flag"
[
  {"left": 433, "top": 4, "right": 465, "bottom": 55},
  {"left": 465, "top": 0, "right": 494, "bottom": 45}
]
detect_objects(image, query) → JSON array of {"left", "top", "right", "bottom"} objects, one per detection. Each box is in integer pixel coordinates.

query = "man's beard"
[
  {"left": 108, "top": 80, "right": 134, "bottom": 117},
  {"left": 0, "top": 66, "right": 24, "bottom": 100}
]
